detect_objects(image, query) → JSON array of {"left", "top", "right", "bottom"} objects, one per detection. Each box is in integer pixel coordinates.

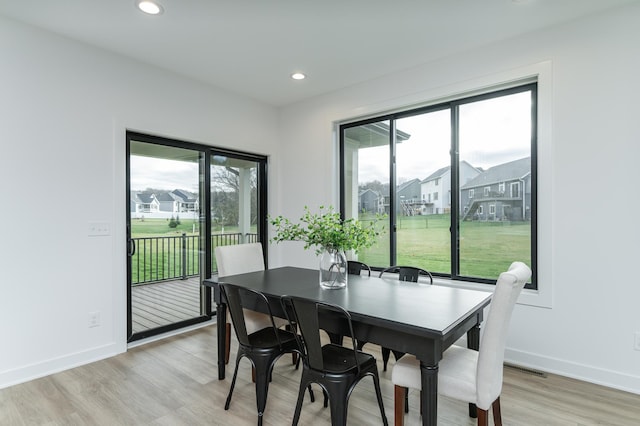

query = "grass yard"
[
  {"left": 130, "top": 216, "right": 531, "bottom": 282},
  {"left": 130, "top": 217, "right": 201, "bottom": 237},
  {"left": 357, "top": 214, "right": 531, "bottom": 280}
]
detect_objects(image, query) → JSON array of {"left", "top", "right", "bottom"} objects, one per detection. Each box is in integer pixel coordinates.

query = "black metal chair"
[
  {"left": 376, "top": 266, "right": 434, "bottom": 372},
  {"left": 221, "top": 283, "right": 314, "bottom": 426},
  {"left": 347, "top": 260, "right": 371, "bottom": 276},
  {"left": 282, "top": 295, "right": 388, "bottom": 426},
  {"left": 378, "top": 265, "right": 433, "bottom": 284}
]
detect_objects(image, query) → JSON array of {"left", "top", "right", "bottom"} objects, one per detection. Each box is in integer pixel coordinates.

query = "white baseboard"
[
  {"left": 505, "top": 347, "right": 640, "bottom": 395},
  {"left": 1, "top": 321, "right": 217, "bottom": 391},
  {"left": 0, "top": 341, "right": 125, "bottom": 390}
]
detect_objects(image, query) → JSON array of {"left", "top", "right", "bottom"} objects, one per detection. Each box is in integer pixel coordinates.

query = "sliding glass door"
[
  {"left": 126, "top": 132, "right": 267, "bottom": 342},
  {"left": 127, "top": 137, "right": 206, "bottom": 341},
  {"left": 210, "top": 155, "right": 265, "bottom": 272}
]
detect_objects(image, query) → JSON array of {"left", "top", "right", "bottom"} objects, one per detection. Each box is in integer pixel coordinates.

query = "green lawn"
[
  {"left": 130, "top": 217, "right": 201, "bottom": 237},
  {"left": 130, "top": 215, "right": 530, "bottom": 282},
  {"left": 129, "top": 218, "right": 254, "bottom": 284},
  {"left": 357, "top": 214, "right": 531, "bottom": 280}
]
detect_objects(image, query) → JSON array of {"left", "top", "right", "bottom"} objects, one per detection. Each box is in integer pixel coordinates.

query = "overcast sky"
[
  {"left": 130, "top": 91, "right": 531, "bottom": 191},
  {"left": 358, "top": 90, "right": 531, "bottom": 184},
  {"left": 130, "top": 156, "right": 199, "bottom": 192}
]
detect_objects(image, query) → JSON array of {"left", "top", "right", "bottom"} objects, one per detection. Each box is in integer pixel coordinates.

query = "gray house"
[
  {"left": 460, "top": 157, "right": 531, "bottom": 221},
  {"left": 358, "top": 188, "right": 380, "bottom": 214},
  {"left": 397, "top": 178, "right": 422, "bottom": 215}
]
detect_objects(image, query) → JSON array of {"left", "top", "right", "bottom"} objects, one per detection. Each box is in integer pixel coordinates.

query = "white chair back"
[
  {"left": 215, "top": 243, "right": 265, "bottom": 277},
  {"left": 476, "top": 261, "right": 531, "bottom": 408}
]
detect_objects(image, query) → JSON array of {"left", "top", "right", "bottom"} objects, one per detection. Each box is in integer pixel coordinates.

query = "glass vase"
[{"left": 319, "top": 248, "right": 347, "bottom": 289}]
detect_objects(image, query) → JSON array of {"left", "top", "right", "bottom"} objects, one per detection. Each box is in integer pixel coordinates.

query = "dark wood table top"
[{"left": 207, "top": 266, "right": 491, "bottom": 341}]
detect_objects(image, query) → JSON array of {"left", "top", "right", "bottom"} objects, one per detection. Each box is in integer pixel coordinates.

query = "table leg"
[
  {"left": 217, "top": 303, "right": 227, "bottom": 380},
  {"left": 467, "top": 323, "right": 480, "bottom": 418},
  {"left": 420, "top": 361, "right": 438, "bottom": 426}
]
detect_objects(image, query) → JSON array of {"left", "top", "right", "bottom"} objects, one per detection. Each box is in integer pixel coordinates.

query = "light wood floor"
[{"left": 1, "top": 325, "right": 638, "bottom": 425}]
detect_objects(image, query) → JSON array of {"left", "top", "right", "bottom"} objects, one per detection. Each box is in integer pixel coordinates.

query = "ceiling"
[{"left": 0, "top": 0, "right": 635, "bottom": 107}]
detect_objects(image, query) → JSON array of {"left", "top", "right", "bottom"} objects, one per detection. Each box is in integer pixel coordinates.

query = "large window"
[{"left": 340, "top": 83, "right": 536, "bottom": 288}]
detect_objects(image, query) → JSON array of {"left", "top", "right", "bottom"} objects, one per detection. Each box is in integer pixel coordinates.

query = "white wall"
[
  {"left": 0, "top": 16, "right": 279, "bottom": 388},
  {"left": 2, "top": 3, "right": 639, "bottom": 396},
  {"left": 276, "top": 4, "right": 640, "bottom": 394}
]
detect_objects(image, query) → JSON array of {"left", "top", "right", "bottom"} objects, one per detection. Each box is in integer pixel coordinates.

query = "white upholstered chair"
[
  {"left": 391, "top": 261, "right": 532, "bottom": 426},
  {"left": 215, "top": 243, "right": 288, "bottom": 363}
]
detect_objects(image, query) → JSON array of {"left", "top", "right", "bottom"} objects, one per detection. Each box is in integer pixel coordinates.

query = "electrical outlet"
[
  {"left": 635, "top": 332, "right": 640, "bottom": 351},
  {"left": 88, "top": 311, "right": 101, "bottom": 328},
  {"left": 88, "top": 221, "right": 110, "bottom": 237}
]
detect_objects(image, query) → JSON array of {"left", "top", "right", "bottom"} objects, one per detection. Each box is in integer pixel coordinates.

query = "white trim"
[
  {"left": 128, "top": 319, "right": 215, "bottom": 349},
  {"left": 0, "top": 342, "right": 123, "bottom": 390},
  {"left": 505, "top": 347, "right": 640, "bottom": 396},
  {"left": 335, "top": 61, "right": 553, "bottom": 309}
]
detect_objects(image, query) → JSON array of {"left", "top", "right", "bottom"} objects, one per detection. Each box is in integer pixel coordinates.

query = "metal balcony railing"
[{"left": 131, "top": 232, "right": 258, "bottom": 285}]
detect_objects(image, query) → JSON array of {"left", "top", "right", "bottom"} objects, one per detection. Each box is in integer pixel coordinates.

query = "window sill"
[{"left": 433, "top": 276, "right": 552, "bottom": 309}]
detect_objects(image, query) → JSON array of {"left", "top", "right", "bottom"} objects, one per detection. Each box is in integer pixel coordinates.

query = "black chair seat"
[
  {"left": 248, "top": 327, "right": 298, "bottom": 349},
  {"left": 320, "top": 344, "right": 376, "bottom": 374}
]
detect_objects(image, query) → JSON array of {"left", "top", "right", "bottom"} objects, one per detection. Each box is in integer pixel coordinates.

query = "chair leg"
[
  {"left": 372, "top": 371, "right": 389, "bottom": 426},
  {"left": 307, "top": 385, "right": 315, "bottom": 403},
  {"left": 253, "top": 360, "right": 272, "bottom": 426},
  {"left": 224, "top": 356, "right": 242, "bottom": 410},
  {"left": 225, "top": 323, "right": 231, "bottom": 364},
  {"left": 394, "top": 385, "right": 405, "bottom": 426},
  {"left": 328, "top": 391, "right": 349, "bottom": 426},
  {"left": 492, "top": 397, "right": 502, "bottom": 426},
  {"left": 404, "top": 388, "right": 409, "bottom": 413},
  {"left": 477, "top": 408, "right": 489, "bottom": 426},
  {"left": 382, "top": 347, "right": 391, "bottom": 371},
  {"left": 292, "top": 378, "right": 311, "bottom": 426},
  {"left": 469, "top": 402, "right": 478, "bottom": 418}
]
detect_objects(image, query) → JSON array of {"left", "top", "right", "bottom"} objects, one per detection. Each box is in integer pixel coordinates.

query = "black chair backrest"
[
  {"left": 379, "top": 266, "right": 433, "bottom": 284},
  {"left": 281, "top": 296, "right": 359, "bottom": 373},
  {"left": 347, "top": 260, "right": 371, "bottom": 276},
  {"left": 221, "top": 283, "right": 281, "bottom": 348}
]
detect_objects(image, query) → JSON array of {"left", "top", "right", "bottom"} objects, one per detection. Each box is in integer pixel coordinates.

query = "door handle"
[{"left": 128, "top": 238, "right": 136, "bottom": 257}]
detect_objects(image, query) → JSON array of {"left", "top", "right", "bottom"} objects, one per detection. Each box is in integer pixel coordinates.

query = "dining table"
[{"left": 204, "top": 266, "right": 492, "bottom": 426}]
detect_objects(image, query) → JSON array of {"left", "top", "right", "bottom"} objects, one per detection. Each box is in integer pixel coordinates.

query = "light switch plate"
[{"left": 88, "top": 221, "right": 110, "bottom": 236}]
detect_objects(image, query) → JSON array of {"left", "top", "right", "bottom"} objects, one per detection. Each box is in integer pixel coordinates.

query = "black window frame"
[{"left": 339, "top": 83, "right": 537, "bottom": 289}]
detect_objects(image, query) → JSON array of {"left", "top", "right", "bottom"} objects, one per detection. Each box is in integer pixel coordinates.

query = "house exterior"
[
  {"left": 131, "top": 189, "right": 199, "bottom": 218},
  {"left": 171, "top": 189, "right": 199, "bottom": 213},
  {"left": 130, "top": 192, "right": 159, "bottom": 214},
  {"left": 358, "top": 188, "right": 380, "bottom": 214},
  {"left": 397, "top": 178, "right": 422, "bottom": 215},
  {"left": 460, "top": 157, "right": 531, "bottom": 221},
  {"left": 420, "top": 161, "right": 480, "bottom": 215}
]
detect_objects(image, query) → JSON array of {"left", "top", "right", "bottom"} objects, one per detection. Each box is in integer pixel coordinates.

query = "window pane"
[
  {"left": 343, "top": 121, "right": 391, "bottom": 267},
  {"left": 210, "top": 155, "right": 260, "bottom": 260},
  {"left": 458, "top": 90, "right": 532, "bottom": 279},
  {"left": 396, "top": 109, "right": 451, "bottom": 273}
]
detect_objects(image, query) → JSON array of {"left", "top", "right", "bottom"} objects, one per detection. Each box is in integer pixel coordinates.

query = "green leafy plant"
[{"left": 270, "top": 205, "right": 386, "bottom": 255}]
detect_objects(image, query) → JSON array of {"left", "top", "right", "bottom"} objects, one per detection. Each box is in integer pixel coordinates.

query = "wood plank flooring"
[
  {"left": 1, "top": 325, "right": 638, "bottom": 425},
  {"left": 131, "top": 277, "right": 202, "bottom": 334}
]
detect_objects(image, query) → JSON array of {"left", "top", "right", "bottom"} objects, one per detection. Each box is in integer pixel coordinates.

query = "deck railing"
[{"left": 131, "top": 232, "right": 258, "bottom": 285}]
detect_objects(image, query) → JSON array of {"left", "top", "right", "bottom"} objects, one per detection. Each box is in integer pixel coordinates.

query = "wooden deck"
[{"left": 131, "top": 277, "right": 205, "bottom": 334}]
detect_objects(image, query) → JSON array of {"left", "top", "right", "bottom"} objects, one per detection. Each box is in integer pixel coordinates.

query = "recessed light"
[
  {"left": 137, "top": 1, "right": 164, "bottom": 15},
  {"left": 291, "top": 72, "right": 306, "bottom": 80}
]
